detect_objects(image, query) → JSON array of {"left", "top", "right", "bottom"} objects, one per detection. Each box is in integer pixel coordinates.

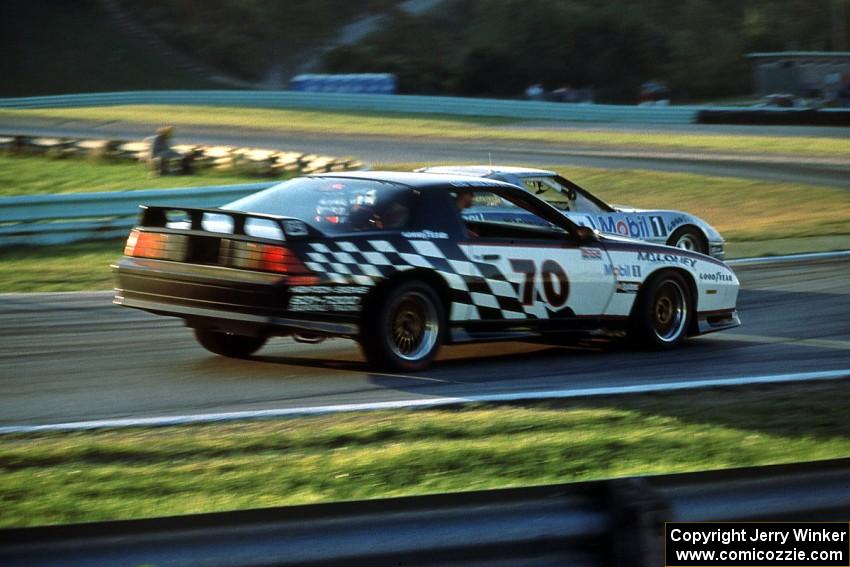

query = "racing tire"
[
  {"left": 193, "top": 328, "right": 267, "bottom": 358},
  {"left": 630, "top": 271, "right": 692, "bottom": 349},
  {"left": 667, "top": 227, "right": 707, "bottom": 255},
  {"left": 360, "top": 281, "right": 445, "bottom": 372}
]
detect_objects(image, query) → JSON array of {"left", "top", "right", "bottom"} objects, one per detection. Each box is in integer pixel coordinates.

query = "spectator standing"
[{"left": 146, "top": 126, "right": 191, "bottom": 176}]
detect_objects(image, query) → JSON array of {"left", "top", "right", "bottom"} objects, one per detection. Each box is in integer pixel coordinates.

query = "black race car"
[{"left": 113, "top": 171, "right": 740, "bottom": 371}]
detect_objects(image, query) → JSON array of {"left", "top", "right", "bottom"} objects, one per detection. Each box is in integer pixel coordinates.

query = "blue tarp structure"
[{"left": 289, "top": 74, "right": 397, "bottom": 94}]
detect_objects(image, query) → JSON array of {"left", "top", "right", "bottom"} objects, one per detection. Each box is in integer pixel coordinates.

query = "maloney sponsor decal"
[{"left": 637, "top": 251, "right": 697, "bottom": 268}]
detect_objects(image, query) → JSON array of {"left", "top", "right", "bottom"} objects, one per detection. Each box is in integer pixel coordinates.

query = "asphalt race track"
[
  {"left": 2, "top": 258, "right": 848, "bottom": 426},
  {"left": 4, "top": 115, "right": 850, "bottom": 189},
  {"left": 2, "top": 116, "right": 849, "bottom": 427}
]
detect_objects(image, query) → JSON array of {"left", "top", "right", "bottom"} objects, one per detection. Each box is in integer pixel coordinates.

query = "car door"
[{"left": 459, "top": 189, "right": 617, "bottom": 322}]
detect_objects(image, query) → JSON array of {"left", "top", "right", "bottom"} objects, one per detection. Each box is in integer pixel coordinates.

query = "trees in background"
[{"left": 325, "top": 0, "right": 847, "bottom": 101}]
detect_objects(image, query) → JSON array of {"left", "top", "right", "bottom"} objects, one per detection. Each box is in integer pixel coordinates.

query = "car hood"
[
  {"left": 597, "top": 232, "right": 650, "bottom": 246},
  {"left": 596, "top": 232, "right": 721, "bottom": 263}
]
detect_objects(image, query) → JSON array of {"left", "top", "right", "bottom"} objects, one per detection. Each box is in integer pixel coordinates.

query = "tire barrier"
[
  {"left": 697, "top": 108, "right": 850, "bottom": 126},
  {"left": 0, "top": 133, "right": 363, "bottom": 177},
  {"left": 0, "top": 132, "right": 365, "bottom": 246}
]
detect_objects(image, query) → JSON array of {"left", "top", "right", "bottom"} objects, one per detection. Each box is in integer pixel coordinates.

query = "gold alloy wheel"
[
  {"left": 652, "top": 279, "right": 688, "bottom": 343},
  {"left": 389, "top": 291, "right": 439, "bottom": 362}
]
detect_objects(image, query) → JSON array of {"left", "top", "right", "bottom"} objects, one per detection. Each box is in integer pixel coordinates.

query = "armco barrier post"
[{"left": 606, "top": 478, "right": 670, "bottom": 567}]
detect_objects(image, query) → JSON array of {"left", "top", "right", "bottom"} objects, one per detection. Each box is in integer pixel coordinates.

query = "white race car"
[
  {"left": 417, "top": 166, "right": 726, "bottom": 259},
  {"left": 114, "top": 171, "right": 740, "bottom": 371}
]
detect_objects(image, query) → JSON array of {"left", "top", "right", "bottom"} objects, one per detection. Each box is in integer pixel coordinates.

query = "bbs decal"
[{"left": 508, "top": 259, "right": 569, "bottom": 308}]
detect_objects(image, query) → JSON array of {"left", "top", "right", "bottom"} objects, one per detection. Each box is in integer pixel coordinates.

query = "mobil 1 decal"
[
  {"left": 509, "top": 258, "right": 570, "bottom": 313},
  {"left": 586, "top": 214, "right": 668, "bottom": 238}
]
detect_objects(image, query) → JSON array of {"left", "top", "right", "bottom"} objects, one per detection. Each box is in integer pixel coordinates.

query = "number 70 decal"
[{"left": 509, "top": 259, "right": 569, "bottom": 307}]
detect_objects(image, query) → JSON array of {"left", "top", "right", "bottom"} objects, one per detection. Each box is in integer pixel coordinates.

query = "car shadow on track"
[{"left": 248, "top": 338, "right": 630, "bottom": 381}]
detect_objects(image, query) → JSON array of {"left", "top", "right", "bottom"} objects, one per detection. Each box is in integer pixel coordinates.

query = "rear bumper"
[{"left": 112, "top": 257, "right": 360, "bottom": 337}]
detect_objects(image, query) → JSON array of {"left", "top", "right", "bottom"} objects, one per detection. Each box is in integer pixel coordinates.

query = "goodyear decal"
[{"left": 699, "top": 271, "right": 734, "bottom": 282}]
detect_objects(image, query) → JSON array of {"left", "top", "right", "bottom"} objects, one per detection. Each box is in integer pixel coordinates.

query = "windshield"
[
  {"left": 224, "top": 177, "right": 414, "bottom": 233},
  {"left": 519, "top": 176, "right": 609, "bottom": 214}
]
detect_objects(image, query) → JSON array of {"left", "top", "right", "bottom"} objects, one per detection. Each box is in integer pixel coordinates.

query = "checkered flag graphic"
[{"left": 301, "top": 238, "right": 532, "bottom": 321}]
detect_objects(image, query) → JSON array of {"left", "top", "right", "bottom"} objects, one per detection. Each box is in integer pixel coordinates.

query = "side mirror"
[{"left": 575, "top": 226, "right": 598, "bottom": 242}]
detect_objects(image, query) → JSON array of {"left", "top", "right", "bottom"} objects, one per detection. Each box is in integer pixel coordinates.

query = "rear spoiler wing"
[{"left": 136, "top": 205, "right": 315, "bottom": 239}]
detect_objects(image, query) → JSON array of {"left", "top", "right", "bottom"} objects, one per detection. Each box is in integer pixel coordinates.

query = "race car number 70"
[{"left": 509, "top": 259, "right": 569, "bottom": 307}]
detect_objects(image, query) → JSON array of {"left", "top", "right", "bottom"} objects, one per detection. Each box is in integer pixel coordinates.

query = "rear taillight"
[
  {"left": 125, "top": 230, "right": 317, "bottom": 282},
  {"left": 124, "top": 229, "right": 185, "bottom": 261},
  {"left": 228, "top": 241, "right": 316, "bottom": 280}
]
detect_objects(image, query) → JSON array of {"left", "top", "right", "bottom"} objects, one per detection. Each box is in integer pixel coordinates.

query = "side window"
[{"left": 457, "top": 189, "right": 570, "bottom": 240}]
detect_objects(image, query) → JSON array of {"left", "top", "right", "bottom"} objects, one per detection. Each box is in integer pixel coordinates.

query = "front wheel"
[
  {"left": 667, "top": 227, "right": 707, "bottom": 255},
  {"left": 194, "top": 328, "right": 267, "bottom": 358},
  {"left": 360, "top": 281, "right": 445, "bottom": 371},
  {"left": 630, "top": 272, "right": 692, "bottom": 349}
]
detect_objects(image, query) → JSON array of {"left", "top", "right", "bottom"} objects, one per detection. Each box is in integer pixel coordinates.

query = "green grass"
[
  {"left": 724, "top": 235, "right": 850, "bottom": 259},
  {"left": 0, "top": 241, "right": 122, "bottom": 293},
  {"left": 545, "top": 166, "right": 850, "bottom": 242},
  {"left": 1, "top": 381, "right": 848, "bottom": 527},
  {"left": 1, "top": 161, "right": 848, "bottom": 293},
  {"left": 0, "top": 154, "right": 259, "bottom": 196},
  {"left": 2, "top": 154, "right": 849, "bottom": 242},
  {"left": 2, "top": 105, "right": 850, "bottom": 158}
]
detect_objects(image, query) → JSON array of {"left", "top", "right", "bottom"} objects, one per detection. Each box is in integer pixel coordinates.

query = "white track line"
[
  {"left": 2, "top": 369, "right": 848, "bottom": 434},
  {"left": 727, "top": 250, "right": 850, "bottom": 266}
]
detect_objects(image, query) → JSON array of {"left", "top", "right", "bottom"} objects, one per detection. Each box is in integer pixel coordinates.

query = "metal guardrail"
[
  {"left": 0, "top": 90, "right": 708, "bottom": 123},
  {"left": 0, "top": 458, "right": 847, "bottom": 567},
  {"left": 0, "top": 183, "right": 275, "bottom": 246}
]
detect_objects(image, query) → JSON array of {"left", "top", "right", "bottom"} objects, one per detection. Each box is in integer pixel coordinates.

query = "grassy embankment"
[
  {"left": 1, "top": 154, "right": 848, "bottom": 292},
  {"left": 0, "top": 1, "right": 220, "bottom": 97},
  {"left": 0, "top": 154, "right": 261, "bottom": 196},
  {"left": 1, "top": 381, "right": 848, "bottom": 527},
  {"left": 2, "top": 106, "right": 850, "bottom": 158},
  {"left": 0, "top": 155, "right": 260, "bottom": 292}
]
